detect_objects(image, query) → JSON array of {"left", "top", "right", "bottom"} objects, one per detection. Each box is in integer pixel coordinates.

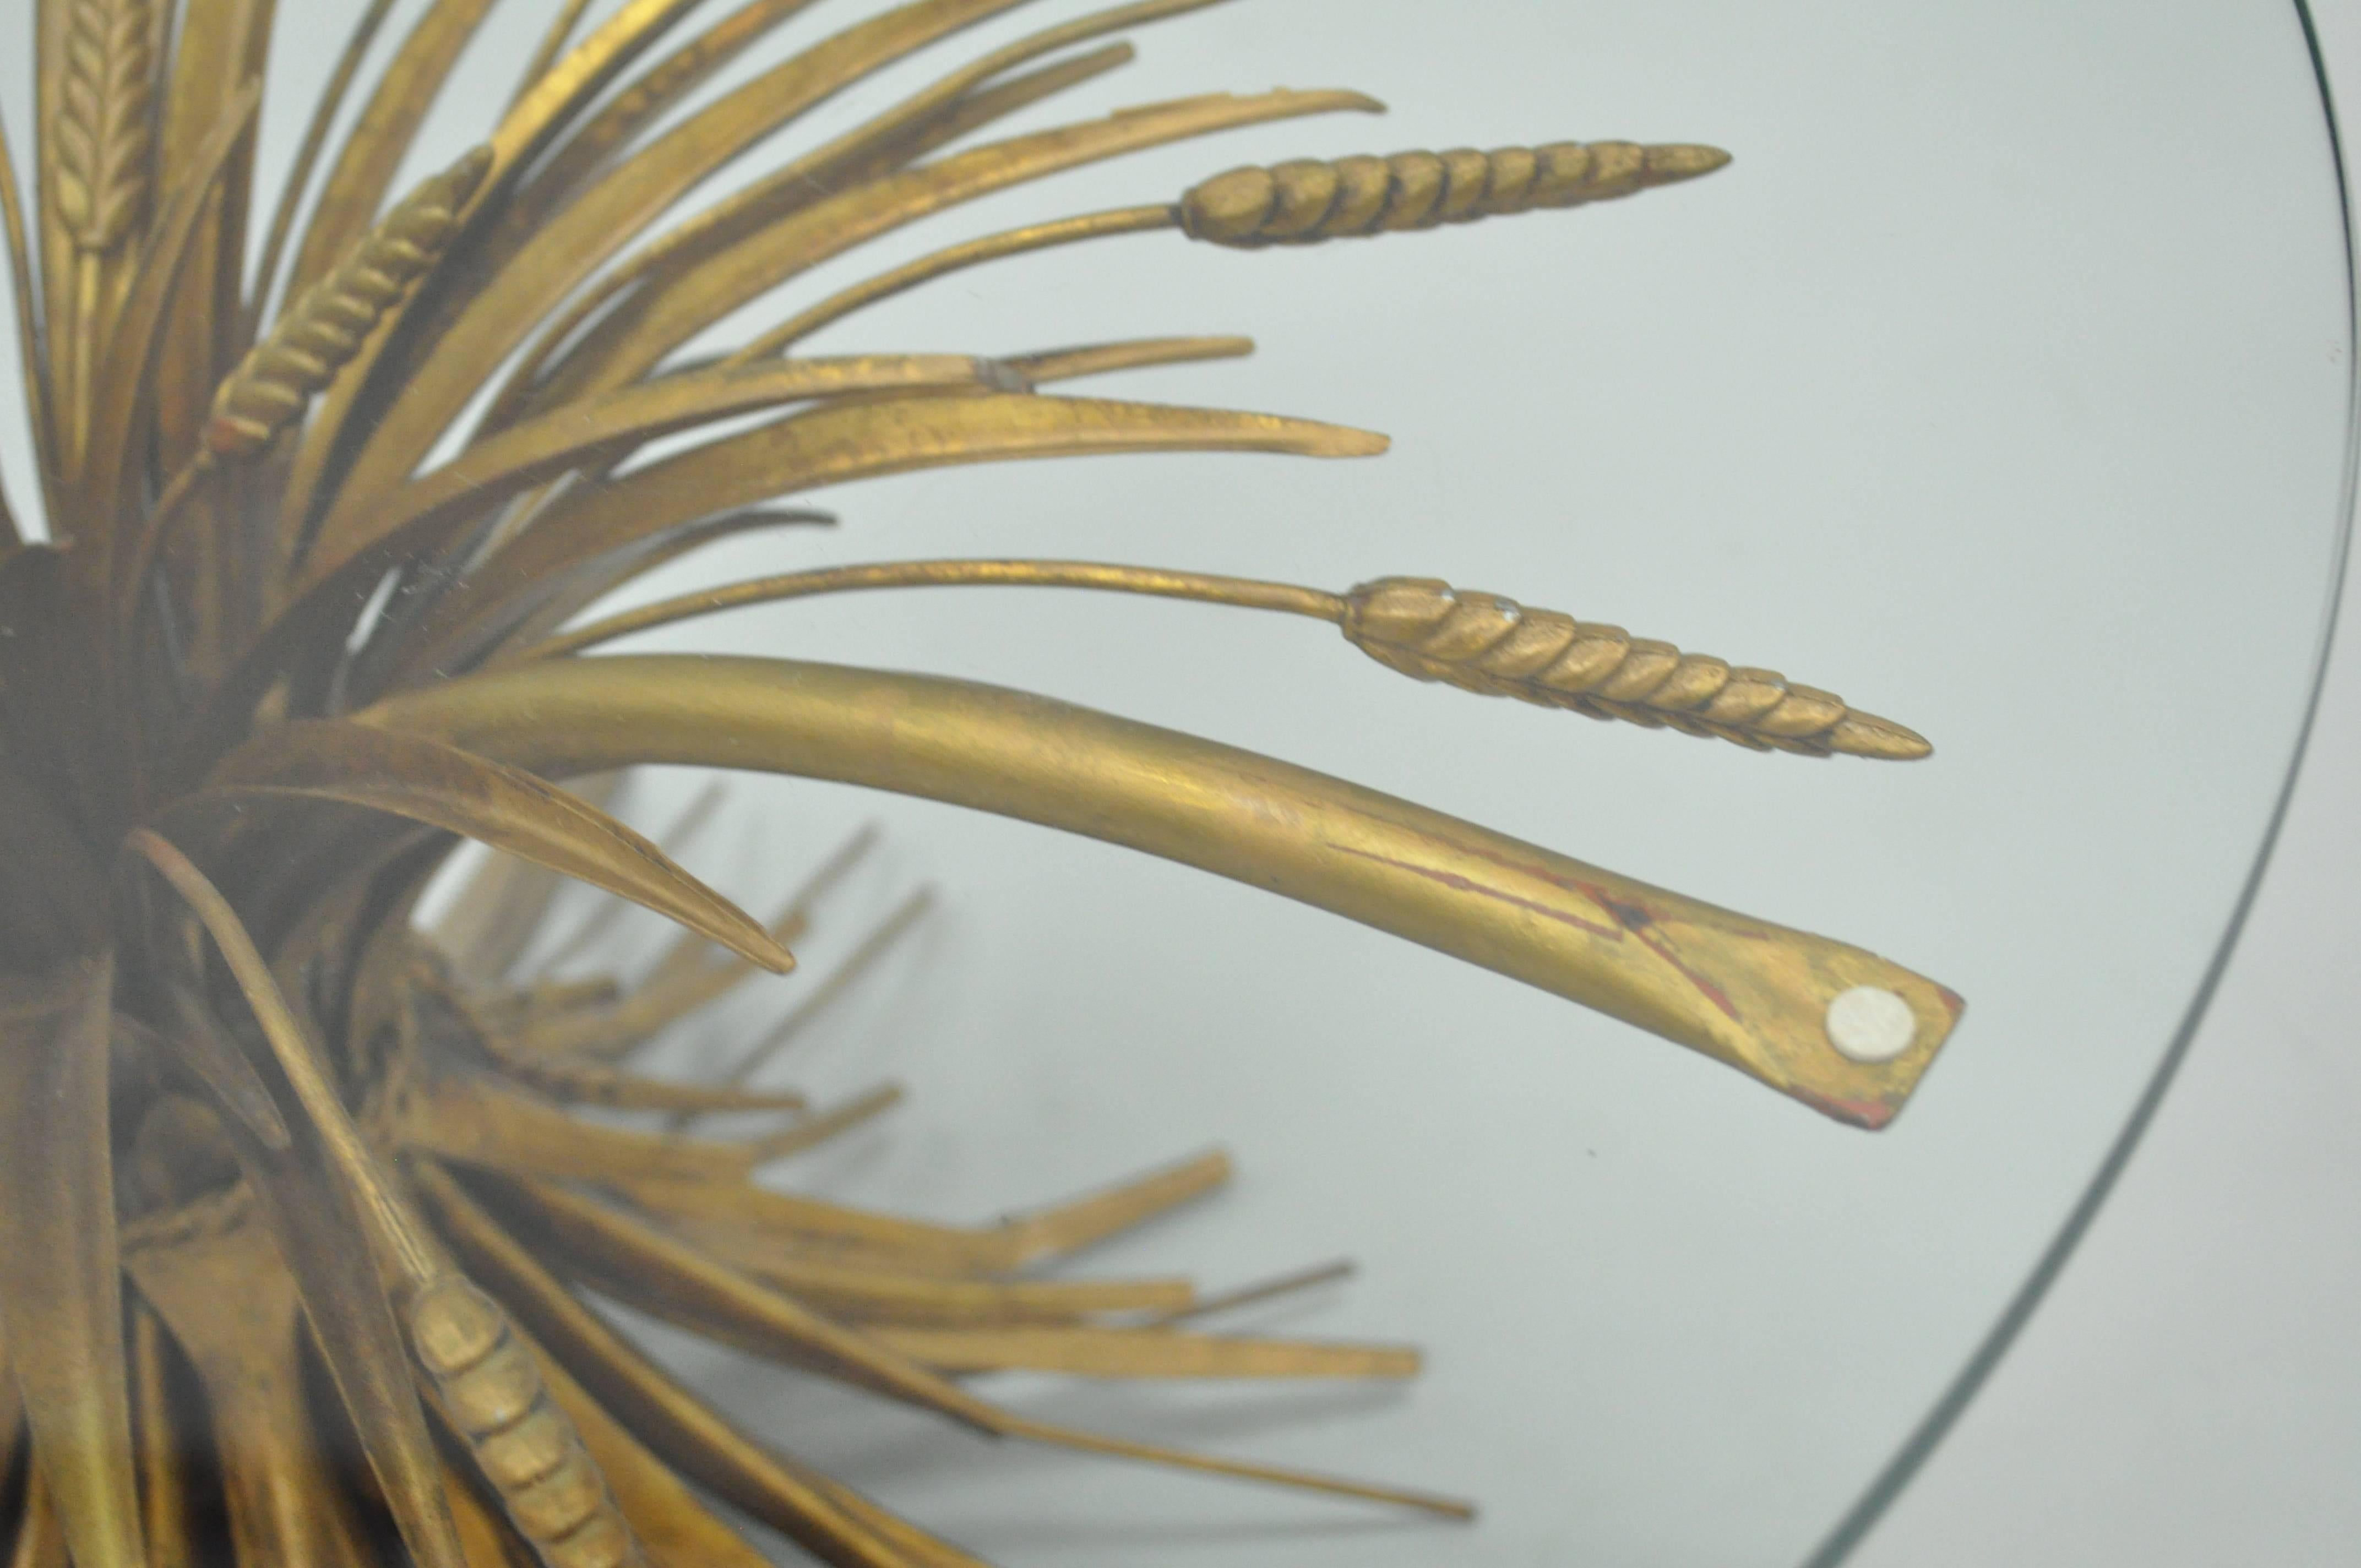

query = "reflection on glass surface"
[{"left": 0, "top": 2, "right": 2346, "bottom": 1565}]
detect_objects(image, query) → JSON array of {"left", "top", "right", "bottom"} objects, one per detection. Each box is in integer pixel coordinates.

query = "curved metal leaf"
[
  {"left": 360, "top": 655, "right": 1962, "bottom": 1127},
  {"left": 70, "top": 80, "right": 258, "bottom": 543},
  {"left": 415, "top": 1152, "right": 996, "bottom": 1567},
  {"left": 298, "top": 352, "right": 999, "bottom": 592},
  {"left": 525, "top": 85, "right": 1384, "bottom": 415},
  {"left": 192, "top": 720, "right": 793, "bottom": 973},
  {"left": 0, "top": 955, "right": 143, "bottom": 1568},
  {"left": 282, "top": 0, "right": 501, "bottom": 302},
  {"left": 505, "top": 0, "right": 1230, "bottom": 423},
  {"left": 387, "top": 392, "right": 1385, "bottom": 684},
  {"left": 148, "top": 0, "right": 280, "bottom": 473},
  {"left": 300, "top": 0, "right": 1045, "bottom": 545},
  {"left": 414, "top": 1161, "right": 913, "bottom": 1568},
  {"left": 126, "top": 1209, "right": 382, "bottom": 1567},
  {"left": 502, "top": 2, "right": 828, "bottom": 234},
  {"left": 118, "top": 838, "right": 473, "bottom": 1568}
]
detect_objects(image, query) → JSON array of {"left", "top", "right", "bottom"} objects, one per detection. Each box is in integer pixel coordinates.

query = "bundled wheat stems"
[{"left": 0, "top": 3, "right": 1961, "bottom": 1565}]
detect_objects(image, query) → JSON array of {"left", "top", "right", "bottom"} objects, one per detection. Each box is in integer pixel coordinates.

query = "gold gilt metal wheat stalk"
[{"left": 0, "top": 2, "right": 1963, "bottom": 1564}]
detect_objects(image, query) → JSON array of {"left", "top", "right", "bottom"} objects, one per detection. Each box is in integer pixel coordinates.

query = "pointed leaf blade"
[
  {"left": 0, "top": 955, "right": 146, "bottom": 1568},
  {"left": 194, "top": 720, "right": 793, "bottom": 973}
]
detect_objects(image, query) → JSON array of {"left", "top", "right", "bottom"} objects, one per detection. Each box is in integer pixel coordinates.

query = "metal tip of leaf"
[
  {"left": 743, "top": 927, "right": 798, "bottom": 976},
  {"left": 1318, "top": 424, "right": 1389, "bottom": 456}
]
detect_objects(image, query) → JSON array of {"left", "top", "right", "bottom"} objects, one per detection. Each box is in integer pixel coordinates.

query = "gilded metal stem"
[
  {"left": 520, "top": 561, "right": 1928, "bottom": 763},
  {"left": 729, "top": 204, "right": 1179, "bottom": 358},
  {"left": 525, "top": 557, "right": 1345, "bottom": 661}
]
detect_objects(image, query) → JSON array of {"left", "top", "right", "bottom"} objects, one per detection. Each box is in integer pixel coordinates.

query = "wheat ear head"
[
  {"left": 1342, "top": 576, "right": 1930, "bottom": 759},
  {"left": 1178, "top": 140, "right": 1729, "bottom": 248},
  {"left": 204, "top": 145, "right": 493, "bottom": 461},
  {"left": 407, "top": 1273, "right": 647, "bottom": 1568},
  {"left": 54, "top": 0, "right": 155, "bottom": 251}
]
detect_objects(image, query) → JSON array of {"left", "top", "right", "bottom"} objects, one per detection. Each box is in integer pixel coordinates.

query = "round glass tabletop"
[{"left": 11, "top": 2, "right": 2342, "bottom": 1564}]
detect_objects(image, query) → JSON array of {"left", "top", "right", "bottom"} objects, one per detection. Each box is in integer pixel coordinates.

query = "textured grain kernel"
[
  {"left": 1182, "top": 139, "right": 1731, "bottom": 246},
  {"left": 1341, "top": 577, "right": 1928, "bottom": 758}
]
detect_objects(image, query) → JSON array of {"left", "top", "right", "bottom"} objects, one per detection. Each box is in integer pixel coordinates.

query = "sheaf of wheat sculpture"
[{"left": 0, "top": 2, "right": 1966, "bottom": 1565}]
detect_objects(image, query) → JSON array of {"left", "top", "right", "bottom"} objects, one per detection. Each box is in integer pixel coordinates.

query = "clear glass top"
[{"left": 48, "top": 2, "right": 2341, "bottom": 1564}]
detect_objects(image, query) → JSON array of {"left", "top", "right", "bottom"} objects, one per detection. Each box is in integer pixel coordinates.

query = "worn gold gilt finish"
[{"left": 0, "top": 2, "right": 1962, "bottom": 1564}]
